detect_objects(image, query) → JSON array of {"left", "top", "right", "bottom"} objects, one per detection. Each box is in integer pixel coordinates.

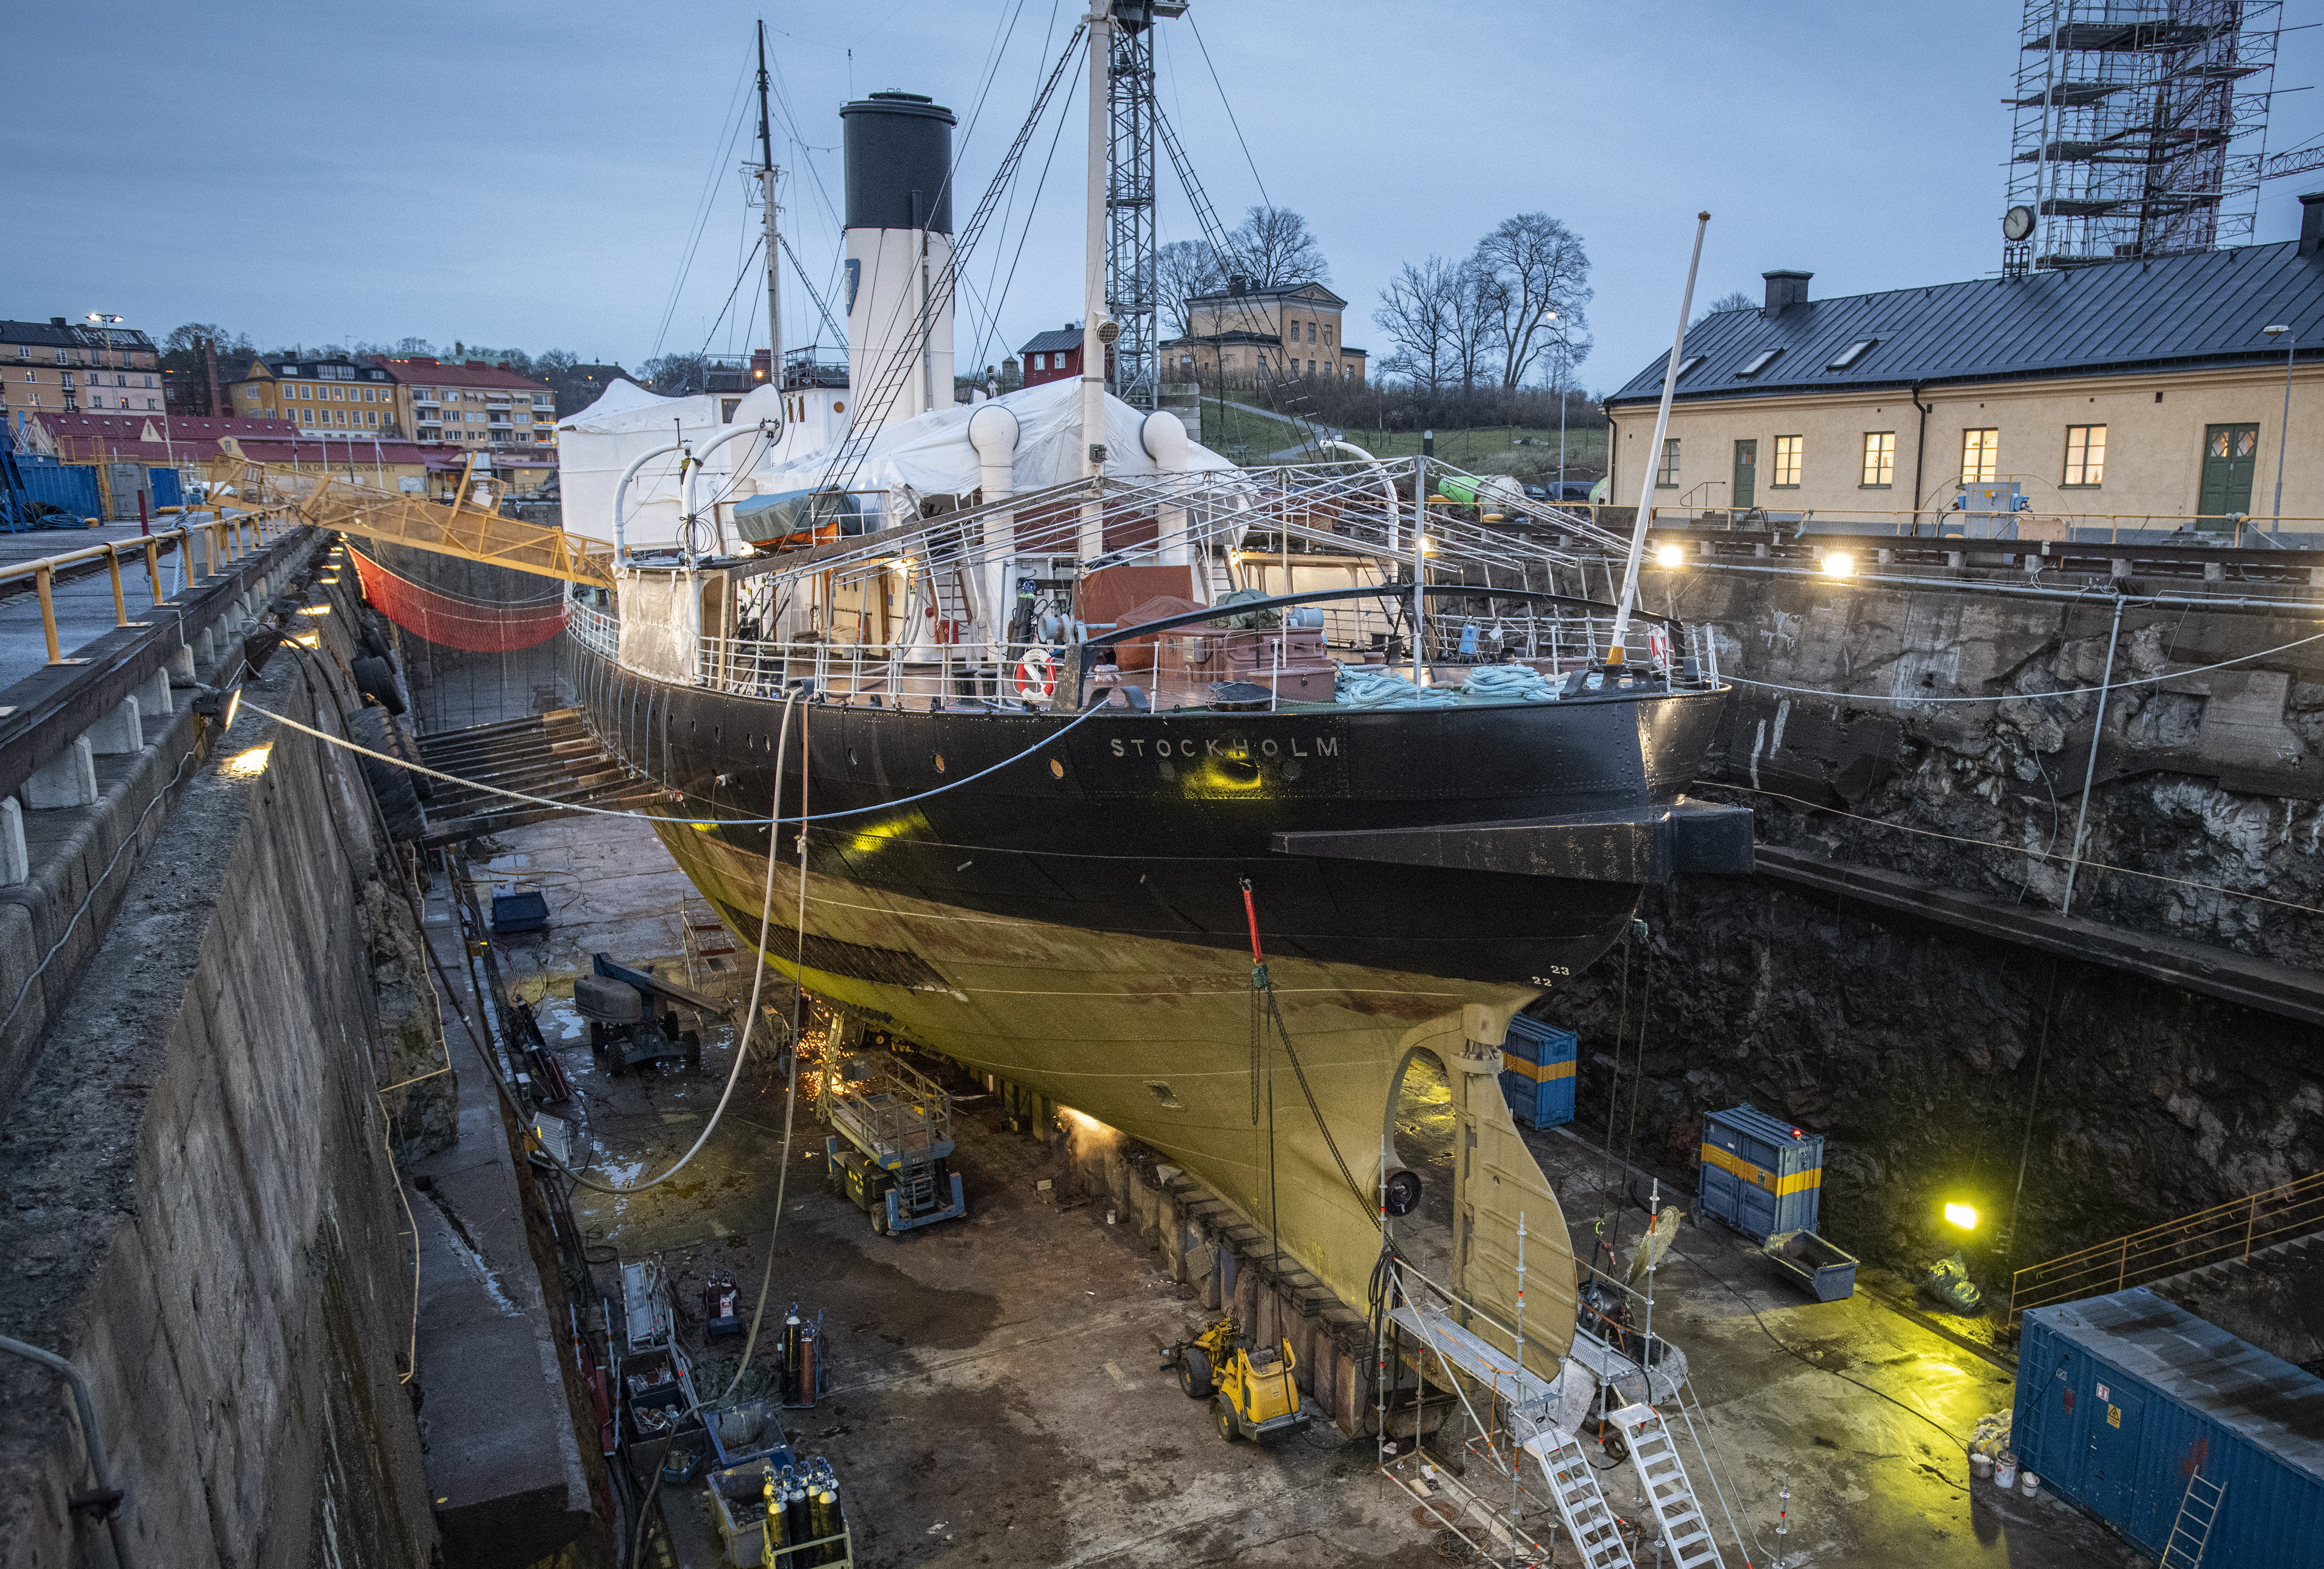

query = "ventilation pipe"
[
  {"left": 1141, "top": 409, "right": 1192, "bottom": 575},
  {"left": 611, "top": 442, "right": 683, "bottom": 568},
  {"left": 968, "top": 401, "right": 1019, "bottom": 646},
  {"left": 679, "top": 421, "right": 779, "bottom": 566}
]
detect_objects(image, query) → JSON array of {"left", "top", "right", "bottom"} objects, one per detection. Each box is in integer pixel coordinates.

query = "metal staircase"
[
  {"left": 1519, "top": 1426, "right": 1634, "bottom": 1569},
  {"left": 2161, "top": 1470, "right": 2226, "bottom": 1568},
  {"left": 1612, "top": 1403, "right": 1726, "bottom": 1569}
]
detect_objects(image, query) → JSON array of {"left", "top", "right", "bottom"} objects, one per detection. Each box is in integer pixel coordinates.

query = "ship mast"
[
  {"left": 756, "top": 22, "right": 783, "bottom": 406},
  {"left": 1078, "top": 3, "right": 1113, "bottom": 557},
  {"left": 1608, "top": 211, "right": 1709, "bottom": 663}
]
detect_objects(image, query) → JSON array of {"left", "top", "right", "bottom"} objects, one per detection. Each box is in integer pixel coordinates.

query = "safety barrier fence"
[
  {"left": 1605, "top": 500, "right": 2324, "bottom": 546},
  {"left": 2007, "top": 1168, "right": 2324, "bottom": 1326},
  {"left": 2, "top": 511, "right": 295, "bottom": 667}
]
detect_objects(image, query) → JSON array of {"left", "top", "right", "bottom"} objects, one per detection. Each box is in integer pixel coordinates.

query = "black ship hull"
[{"left": 568, "top": 641, "right": 1727, "bottom": 986}]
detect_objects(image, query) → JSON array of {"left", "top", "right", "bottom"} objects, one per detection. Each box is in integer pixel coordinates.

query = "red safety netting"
[{"left": 349, "top": 548, "right": 569, "bottom": 653}]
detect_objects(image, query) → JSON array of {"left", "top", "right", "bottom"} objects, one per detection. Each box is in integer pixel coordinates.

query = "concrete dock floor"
[{"left": 479, "top": 808, "right": 2149, "bottom": 1568}]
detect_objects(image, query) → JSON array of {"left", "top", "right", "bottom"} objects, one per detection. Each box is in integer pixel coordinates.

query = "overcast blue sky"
[{"left": 9, "top": 1, "right": 2321, "bottom": 393}]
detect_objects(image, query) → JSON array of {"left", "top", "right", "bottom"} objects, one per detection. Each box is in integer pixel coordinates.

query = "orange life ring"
[{"left": 1014, "top": 647, "right": 1055, "bottom": 701}]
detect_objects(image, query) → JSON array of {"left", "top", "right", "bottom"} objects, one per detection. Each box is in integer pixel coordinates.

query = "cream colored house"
[
  {"left": 1604, "top": 195, "right": 2324, "bottom": 532},
  {"left": 1161, "top": 280, "right": 1366, "bottom": 382}
]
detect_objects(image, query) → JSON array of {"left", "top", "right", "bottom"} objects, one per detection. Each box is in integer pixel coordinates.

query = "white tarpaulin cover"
[
  {"left": 747, "top": 377, "right": 1233, "bottom": 508},
  {"left": 555, "top": 382, "right": 791, "bottom": 544},
  {"left": 556, "top": 375, "right": 1233, "bottom": 548}
]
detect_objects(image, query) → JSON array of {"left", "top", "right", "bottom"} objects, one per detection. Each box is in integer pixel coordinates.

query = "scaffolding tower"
[
  {"left": 2005, "top": 0, "right": 2282, "bottom": 276},
  {"left": 1104, "top": 2, "right": 1184, "bottom": 409}
]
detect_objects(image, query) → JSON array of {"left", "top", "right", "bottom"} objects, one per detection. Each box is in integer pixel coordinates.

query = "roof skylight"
[
  {"left": 1826, "top": 338, "right": 1878, "bottom": 371},
  {"left": 1737, "top": 348, "right": 1785, "bottom": 377}
]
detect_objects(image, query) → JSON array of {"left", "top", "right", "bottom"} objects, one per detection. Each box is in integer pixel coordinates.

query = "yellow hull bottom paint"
[{"left": 657, "top": 822, "right": 1581, "bottom": 1362}]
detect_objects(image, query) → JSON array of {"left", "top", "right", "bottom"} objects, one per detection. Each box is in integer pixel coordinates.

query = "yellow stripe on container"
[
  {"left": 1700, "top": 1142, "right": 1822, "bottom": 1196},
  {"left": 1501, "top": 1052, "right": 1576, "bottom": 1083}
]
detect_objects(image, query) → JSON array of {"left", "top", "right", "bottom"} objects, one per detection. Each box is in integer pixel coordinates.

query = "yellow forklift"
[{"left": 1159, "top": 1316, "right": 1312, "bottom": 1443}]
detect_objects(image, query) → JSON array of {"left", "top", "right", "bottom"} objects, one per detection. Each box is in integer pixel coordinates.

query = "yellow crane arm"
[{"left": 198, "top": 451, "right": 613, "bottom": 588}]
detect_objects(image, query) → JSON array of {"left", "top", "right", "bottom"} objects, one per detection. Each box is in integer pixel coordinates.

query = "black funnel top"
[{"left": 840, "top": 91, "right": 957, "bottom": 235}]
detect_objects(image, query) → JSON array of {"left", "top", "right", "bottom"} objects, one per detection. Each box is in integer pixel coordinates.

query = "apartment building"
[
  {"left": 1, "top": 318, "right": 162, "bottom": 421},
  {"left": 377, "top": 357, "right": 557, "bottom": 449},
  {"left": 227, "top": 356, "right": 402, "bottom": 436}
]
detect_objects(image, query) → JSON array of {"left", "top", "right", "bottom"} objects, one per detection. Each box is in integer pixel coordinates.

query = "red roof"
[
  {"left": 38, "top": 411, "right": 297, "bottom": 441},
  {"left": 374, "top": 356, "right": 550, "bottom": 393}
]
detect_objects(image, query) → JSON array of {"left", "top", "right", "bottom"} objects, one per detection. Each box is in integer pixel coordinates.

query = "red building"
[{"left": 1017, "top": 324, "right": 1110, "bottom": 388}]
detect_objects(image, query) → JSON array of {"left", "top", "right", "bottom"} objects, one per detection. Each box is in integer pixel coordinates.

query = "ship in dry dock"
[{"left": 548, "top": 3, "right": 1751, "bottom": 1389}]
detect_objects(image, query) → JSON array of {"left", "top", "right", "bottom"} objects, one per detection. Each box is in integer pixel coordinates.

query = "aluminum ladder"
[
  {"left": 2161, "top": 1470, "right": 2226, "bottom": 1568},
  {"left": 1611, "top": 1403, "right": 1726, "bottom": 1569},
  {"left": 1520, "top": 1426, "right": 1634, "bottom": 1569}
]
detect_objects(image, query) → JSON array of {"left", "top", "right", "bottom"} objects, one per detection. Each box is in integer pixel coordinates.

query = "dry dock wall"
[
  {"left": 1533, "top": 561, "right": 2324, "bottom": 1303},
  {"left": 0, "top": 561, "right": 437, "bottom": 1568}
]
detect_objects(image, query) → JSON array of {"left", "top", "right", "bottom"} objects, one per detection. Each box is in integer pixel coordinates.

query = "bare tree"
[
  {"left": 1691, "top": 289, "right": 1755, "bottom": 329},
  {"left": 641, "top": 352, "right": 710, "bottom": 395},
  {"left": 1156, "top": 240, "right": 1224, "bottom": 336},
  {"left": 1373, "top": 257, "right": 1460, "bottom": 392},
  {"left": 1448, "top": 257, "right": 1498, "bottom": 393},
  {"left": 1470, "top": 212, "right": 1591, "bottom": 389},
  {"left": 1228, "top": 205, "right": 1329, "bottom": 287}
]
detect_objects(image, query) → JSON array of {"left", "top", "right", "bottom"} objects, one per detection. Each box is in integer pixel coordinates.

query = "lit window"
[
  {"left": 1656, "top": 437, "right": 1681, "bottom": 488},
  {"left": 1962, "top": 428, "right": 1999, "bottom": 484},
  {"left": 1826, "top": 338, "right": 1877, "bottom": 371},
  {"left": 1773, "top": 435, "right": 1803, "bottom": 487},
  {"left": 2064, "top": 424, "right": 2106, "bottom": 486},
  {"left": 1861, "top": 432, "right": 1896, "bottom": 487},
  {"left": 1736, "top": 347, "right": 1784, "bottom": 377}
]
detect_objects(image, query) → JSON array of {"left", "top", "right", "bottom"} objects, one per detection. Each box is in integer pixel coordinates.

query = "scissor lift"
[{"left": 822, "top": 1052, "right": 967, "bottom": 1235}]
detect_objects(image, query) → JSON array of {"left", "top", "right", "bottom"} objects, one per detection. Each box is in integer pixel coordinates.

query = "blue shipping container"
[
  {"left": 15, "top": 459, "right": 100, "bottom": 522},
  {"left": 1498, "top": 1015, "right": 1575, "bottom": 1129},
  {"left": 2015, "top": 1289, "right": 2324, "bottom": 1568},
  {"left": 150, "top": 467, "right": 183, "bottom": 509},
  {"left": 1698, "top": 1103, "right": 1823, "bottom": 1242}
]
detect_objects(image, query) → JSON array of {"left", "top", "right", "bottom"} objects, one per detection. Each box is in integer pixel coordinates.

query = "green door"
[
  {"left": 2198, "top": 423, "right": 2257, "bottom": 526},
  {"left": 1732, "top": 439, "right": 1757, "bottom": 511}
]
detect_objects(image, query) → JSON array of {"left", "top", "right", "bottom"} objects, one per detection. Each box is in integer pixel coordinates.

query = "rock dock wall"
[{"left": 0, "top": 560, "right": 438, "bottom": 1569}]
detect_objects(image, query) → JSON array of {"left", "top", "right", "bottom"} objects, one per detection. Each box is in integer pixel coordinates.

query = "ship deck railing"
[
  {"left": 630, "top": 456, "right": 1638, "bottom": 605},
  {"left": 567, "top": 597, "right": 1720, "bottom": 713}
]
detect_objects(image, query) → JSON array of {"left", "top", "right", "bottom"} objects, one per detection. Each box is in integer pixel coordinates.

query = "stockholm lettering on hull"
[{"left": 1108, "top": 735, "right": 1340, "bottom": 760}]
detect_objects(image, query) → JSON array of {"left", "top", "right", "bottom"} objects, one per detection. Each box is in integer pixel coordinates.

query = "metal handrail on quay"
[
  {"left": 2007, "top": 1168, "right": 2324, "bottom": 1326},
  {"left": 2, "top": 511, "right": 292, "bottom": 666}
]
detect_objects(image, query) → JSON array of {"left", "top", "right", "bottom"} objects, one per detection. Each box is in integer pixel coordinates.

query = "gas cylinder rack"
[{"left": 822, "top": 1052, "right": 968, "bottom": 1235}]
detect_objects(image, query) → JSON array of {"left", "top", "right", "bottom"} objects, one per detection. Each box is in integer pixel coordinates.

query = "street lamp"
[{"left": 2265, "top": 324, "right": 2295, "bottom": 536}]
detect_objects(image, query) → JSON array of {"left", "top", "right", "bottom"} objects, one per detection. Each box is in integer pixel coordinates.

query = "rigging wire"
[
  {"left": 650, "top": 48, "right": 760, "bottom": 365},
  {"left": 1716, "top": 780, "right": 2324, "bottom": 917},
  {"left": 1185, "top": 9, "right": 1273, "bottom": 211},
  {"left": 238, "top": 694, "right": 1112, "bottom": 828}
]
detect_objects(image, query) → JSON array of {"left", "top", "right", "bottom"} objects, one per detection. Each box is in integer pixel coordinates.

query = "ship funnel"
[{"left": 841, "top": 90, "right": 958, "bottom": 431}]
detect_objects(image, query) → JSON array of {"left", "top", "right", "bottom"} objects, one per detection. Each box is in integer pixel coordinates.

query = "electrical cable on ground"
[
  {"left": 240, "top": 694, "right": 1109, "bottom": 827},
  {"left": 1727, "top": 624, "right": 2324, "bottom": 705},
  {"left": 1674, "top": 1246, "right": 1970, "bottom": 1465},
  {"left": 469, "top": 691, "right": 804, "bottom": 1200},
  {"left": 718, "top": 696, "right": 813, "bottom": 1402},
  {"left": 1717, "top": 781, "right": 2324, "bottom": 917}
]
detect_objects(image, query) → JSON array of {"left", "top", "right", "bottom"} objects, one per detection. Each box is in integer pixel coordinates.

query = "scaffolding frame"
[
  {"left": 1104, "top": 4, "right": 1172, "bottom": 409},
  {"left": 2006, "top": 0, "right": 2283, "bottom": 276}
]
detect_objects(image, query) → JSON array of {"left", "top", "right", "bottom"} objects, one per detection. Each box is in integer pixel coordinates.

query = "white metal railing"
[{"left": 571, "top": 595, "right": 1715, "bottom": 713}]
